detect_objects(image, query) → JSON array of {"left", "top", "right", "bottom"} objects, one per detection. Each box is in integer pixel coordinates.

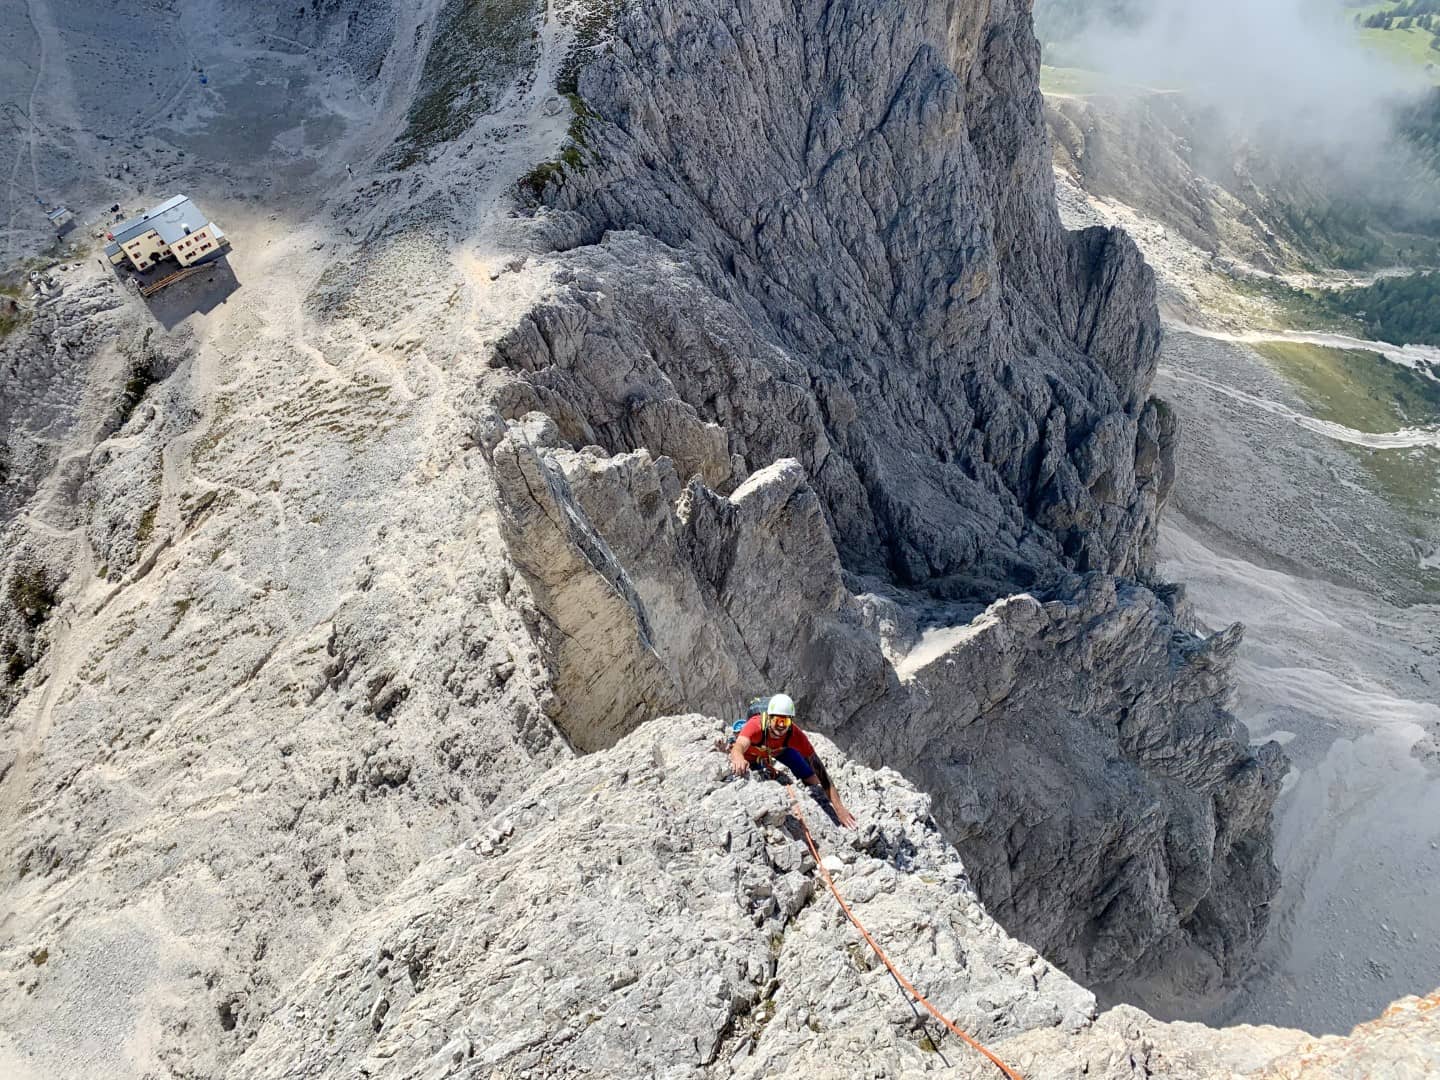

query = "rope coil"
[{"left": 786, "top": 785, "right": 1024, "bottom": 1080}]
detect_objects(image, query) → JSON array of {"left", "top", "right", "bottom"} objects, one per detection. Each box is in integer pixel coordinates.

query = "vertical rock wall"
[
  {"left": 482, "top": 0, "right": 1283, "bottom": 997},
  {"left": 532, "top": 0, "right": 1170, "bottom": 593}
]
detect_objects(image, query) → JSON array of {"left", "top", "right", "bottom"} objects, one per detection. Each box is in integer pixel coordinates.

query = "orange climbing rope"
[{"left": 786, "top": 785, "right": 1024, "bottom": 1080}]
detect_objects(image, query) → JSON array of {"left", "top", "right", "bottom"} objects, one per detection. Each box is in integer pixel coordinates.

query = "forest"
[
  {"left": 1320, "top": 271, "right": 1440, "bottom": 345},
  {"left": 1360, "top": 2, "right": 1440, "bottom": 33}
]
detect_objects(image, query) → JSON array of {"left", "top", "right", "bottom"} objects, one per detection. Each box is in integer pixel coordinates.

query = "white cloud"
[{"left": 1064, "top": 0, "right": 1429, "bottom": 155}]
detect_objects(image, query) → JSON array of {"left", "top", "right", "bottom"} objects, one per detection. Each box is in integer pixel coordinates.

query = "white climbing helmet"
[{"left": 767, "top": 693, "right": 797, "bottom": 718}]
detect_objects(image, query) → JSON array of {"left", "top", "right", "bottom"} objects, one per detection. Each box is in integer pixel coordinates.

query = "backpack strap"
[{"left": 755, "top": 721, "right": 794, "bottom": 760}]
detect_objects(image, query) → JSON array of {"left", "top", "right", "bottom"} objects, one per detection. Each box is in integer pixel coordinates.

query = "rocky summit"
[
  {"left": 0, "top": 0, "right": 1429, "bottom": 1077},
  {"left": 229, "top": 719, "right": 1434, "bottom": 1079}
]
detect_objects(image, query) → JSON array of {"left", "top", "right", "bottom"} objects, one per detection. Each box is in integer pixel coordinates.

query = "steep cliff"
[
  {"left": 489, "top": 0, "right": 1282, "bottom": 995},
  {"left": 527, "top": 0, "right": 1170, "bottom": 594}
]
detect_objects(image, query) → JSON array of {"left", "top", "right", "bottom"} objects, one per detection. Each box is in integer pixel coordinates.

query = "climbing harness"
[
  {"left": 785, "top": 785, "right": 1024, "bottom": 1080},
  {"left": 750, "top": 720, "right": 795, "bottom": 766}
]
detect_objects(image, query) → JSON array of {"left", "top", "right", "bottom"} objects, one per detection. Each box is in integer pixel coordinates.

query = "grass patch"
[
  {"left": 1225, "top": 276, "right": 1362, "bottom": 334},
  {"left": 119, "top": 369, "right": 155, "bottom": 425},
  {"left": 3, "top": 641, "right": 28, "bottom": 685},
  {"left": 1253, "top": 342, "right": 1440, "bottom": 432},
  {"left": 518, "top": 160, "right": 566, "bottom": 197},
  {"left": 519, "top": 93, "right": 596, "bottom": 197},
  {"left": 393, "top": 0, "right": 542, "bottom": 168},
  {"left": 1254, "top": 341, "right": 1440, "bottom": 516},
  {"left": 1361, "top": 445, "right": 1440, "bottom": 517},
  {"left": 8, "top": 567, "right": 57, "bottom": 630},
  {"left": 1039, "top": 65, "right": 1103, "bottom": 96},
  {"left": 136, "top": 503, "right": 160, "bottom": 545},
  {"left": 4, "top": 568, "right": 58, "bottom": 685},
  {"left": 1038, "top": 65, "right": 1145, "bottom": 97},
  {"left": 556, "top": 0, "right": 623, "bottom": 95},
  {"left": 1358, "top": 23, "right": 1440, "bottom": 83},
  {"left": 0, "top": 304, "right": 27, "bottom": 341},
  {"left": 1228, "top": 271, "right": 1440, "bottom": 342}
]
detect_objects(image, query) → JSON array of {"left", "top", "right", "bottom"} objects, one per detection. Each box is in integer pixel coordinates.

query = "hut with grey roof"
[{"left": 104, "top": 195, "right": 229, "bottom": 273}]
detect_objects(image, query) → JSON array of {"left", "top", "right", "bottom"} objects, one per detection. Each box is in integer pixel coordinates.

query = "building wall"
[
  {"left": 119, "top": 229, "right": 167, "bottom": 271},
  {"left": 172, "top": 227, "right": 218, "bottom": 267},
  {"left": 110, "top": 219, "right": 226, "bottom": 273}
]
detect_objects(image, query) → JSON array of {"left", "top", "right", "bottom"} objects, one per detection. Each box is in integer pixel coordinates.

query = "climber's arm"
[
  {"left": 730, "top": 736, "right": 753, "bottom": 776},
  {"left": 806, "top": 754, "right": 857, "bottom": 828}
]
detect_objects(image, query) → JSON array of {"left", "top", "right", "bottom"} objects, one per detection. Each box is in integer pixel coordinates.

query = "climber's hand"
[
  {"left": 830, "top": 795, "right": 858, "bottom": 829},
  {"left": 730, "top": 737, "right": 753, "bottom": 778}
]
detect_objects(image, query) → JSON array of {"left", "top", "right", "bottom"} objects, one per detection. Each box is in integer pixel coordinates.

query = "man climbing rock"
[{"left": 730, "top": 694, "right": 858, "bottom": 828}]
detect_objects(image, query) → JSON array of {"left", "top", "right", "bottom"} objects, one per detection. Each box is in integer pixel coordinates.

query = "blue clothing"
[{"left": 775, "top": 746, "right": 815, "bottom": 781}]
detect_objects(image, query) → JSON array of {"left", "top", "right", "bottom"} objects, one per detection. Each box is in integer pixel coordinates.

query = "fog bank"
[{"left": 1050, "top": 0, "right": 1428, "bottom": 156}]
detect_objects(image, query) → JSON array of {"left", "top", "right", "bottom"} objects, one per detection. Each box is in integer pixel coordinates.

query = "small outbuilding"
[
  {"left": 103, "top": 195, "right": 229, "bottom": 273},
  {"left": 46, "top": 205, "right": 76, "bottom": 239}
]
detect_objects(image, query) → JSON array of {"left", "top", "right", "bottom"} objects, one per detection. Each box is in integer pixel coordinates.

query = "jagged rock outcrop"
[
  {"left": 482, "top": 0, "right": 1281, "bottom": 997},
  {"left": 229, "top": 717, "right": 1096, "bottom": 1079},
  {"left": 489, "top": 412, "right": 1279, "bottom": 995},
  {"left": 520, "top": 0, "right": 1170, "bottom": 596},
  {"left": 856, "top": 577, "right": 1283, "bottom": 997},
  {"left": 490, "top": 410, "right": 892, "bottom": 748},
  {"left": 228, "top": 718, "right": 1436, "bottom": 1079}
]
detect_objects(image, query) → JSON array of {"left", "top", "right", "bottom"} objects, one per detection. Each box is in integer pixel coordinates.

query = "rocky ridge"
[{"left": 230, "top": 718, "right": 1437, "bottom": 1079}]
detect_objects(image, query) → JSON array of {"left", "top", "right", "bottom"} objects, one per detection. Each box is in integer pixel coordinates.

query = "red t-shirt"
[{"left": 738, "top": 716, "right": 814, "bottom": 762}]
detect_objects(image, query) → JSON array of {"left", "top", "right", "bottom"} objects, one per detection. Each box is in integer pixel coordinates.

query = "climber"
[{"left": 729, "top": 694, "right": 858, "bottom": 828}]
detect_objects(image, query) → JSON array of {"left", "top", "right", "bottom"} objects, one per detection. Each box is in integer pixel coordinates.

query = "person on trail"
[{"left": 729, "top": 694, "right": 858, "bottom": 828}]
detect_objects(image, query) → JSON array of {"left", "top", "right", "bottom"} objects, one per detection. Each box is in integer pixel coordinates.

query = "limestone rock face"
[
  {"left": 491, "top": 404, "right": 892, "bottom": 751},
  {"left": 487, "top": 392, "right": 1277, "bottom": 994},
  {"left": 0, "top": 269, "right": 194, "bottom": 711},
  {"left": 227, "top": 720, "right": 1437, "bottom": 1080},
  {"left": 849, "top": 577, "right": 1284, "bottom": 995},
  {"left": 997, "top": 990, "right": 1440, "bottom": 1079},
  {"left": 0, "top": 274, "right": 133, "bottom": 522},
  {"left": 0, "top": 272, "right": 570, "bottom": 1079},
  {"left": 483, "top": 0, "right": 1279, "bottom": 996},
  {"left": 524, "top": 0, "right": 1169, "bottom": 596}
]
